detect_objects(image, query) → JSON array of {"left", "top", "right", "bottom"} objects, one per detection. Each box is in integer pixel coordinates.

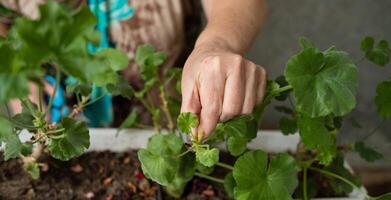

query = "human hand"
[{"left": 180, "top": 45, "right": 266, "bottom": 140}]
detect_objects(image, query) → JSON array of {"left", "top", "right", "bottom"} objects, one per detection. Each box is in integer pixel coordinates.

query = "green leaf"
[
  {"left": 195, "top": 162, "right": 214, "bottom": 175},
  {"left": 324, "top": 153, "right": 361, "bottom": 195},
  {"left": 195, "top": 147, "right": 219, "bottom": 167},
  {"left": 375, "top": 80, "right": 391, "bottom": 118},
  {"left": 25, "top": 162, "right": 40, "bottom": 179},
  {"left": 361, "top": 36, "right": 390, "bottom": 66},
  {"left": 147, "top": 134, "right": 183, "bottom": 156},
  {"left": 62, "top": 5, "right": 96, "bottom": 45},
  {"left": 119, "top": 110, "right": 138, "bottom": 129},
  {"left": 10, "top": 112, "right": 36, "bottom": 131},
  {"left": 297, "top": 116, "right": 337, "bottom": 164},
  {"left": 227, "top": 137, "right": 248, "bottom": 156},
  {"left": 354, "top": 142, "right": 383, "bottom": 162},
  {"left": 57, "top": 52, "right": 120, "bottom": 86},
  {"left": 360, "top": 36, "right": 374, "bottom": 53},
  {"left": 135, "top": 44, "right": 167, "bottom": 81},
  {"left": 224, "top": 172, "right": 236, "bottom": 198},
  {"left": 285, "top": 45, "right": 358, "bottom": 117},
  {"left": 138, "top": 149, "right": 179, "bottom": 186},
  {"left": 299, "top": 37, "right": 315, "bottom": 49},
  {"left": 233, "top": 150, "right": 298, "bottom": 200},
  {"left": 66, "top": 83, "right": 92, "bottom": 96},
  {"left": 166, "top": 153, "right": 196, "bottom": 198},
  {"left": 0, "top": 73, "right": 29, "bottom": 103},
  {"left": 279, "top": 116, "right": 298, "bottom": 135},
  {"left": 134, "top": 78, "right": 157, "bottom": 98},
  {"left": 138, "top": 134, "right": 184, "bottom": 186},
  {"left": 177, "top": 112, "right": 198, "bottom": 135},
  {"left": 20, "top": 143, "right": 33, "bottom": 156},
  {"left": 106, "top": 77, "right": 133, "bottom": 99},
  {"left": 224, "top": 115, "right": 257, "bottom": 139},
  {"left": 0, "top": 116, "right": 22, "bottom": 160},
  {"left": 48, "top": 117, "right": 90, "bottom": 161},
  {"left": 95, "top": 48, "right": 129, "bottom": 71}
]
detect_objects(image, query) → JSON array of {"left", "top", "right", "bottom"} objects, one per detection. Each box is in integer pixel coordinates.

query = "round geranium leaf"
[
  {"left": 285, "top": 47, "right": 358, "bottom": 117},
  {"left": 233, "top": 150, "right": 298, "bottom": 200},
  {"left": 195, "top": 147, "right": 219, "bottom": 167},
  {"left": 48, "top": 117, "right": 90, "bottom": 161},
  {"left": 138, "top": 149, "right": 179, "bottom": 186},
  {"left": 147, "top": 134, "right": 183, "bottom": 156},
  {"left": 177, "top": 112, "right": 198, "bottom": 135}
]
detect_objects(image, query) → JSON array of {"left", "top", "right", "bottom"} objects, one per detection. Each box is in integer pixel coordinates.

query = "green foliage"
[
  {"left": 299, "top": 37, "right": 315, "bottom": 49},
  {"left": 227, "top": 137, "right": 248, "bottom": 156},
  {"left": 119, "top": 110, "right": 138, "bottom": 129},
  {"left": 48, "top": 117, "right": 90, "bottom": 161},
  {"left": 361, "top": 36, "right": 390, "bottom": 66},
  {"left": 195, "top": 147, "right": 219, "bottom": 167},
  {"left": 232, "top": 150, "right": 298, "bottom": 200},
  {"left": 375, "top": 80, "right": 391, "bottom": 118},
  {"left": 135, "top": 44, "right": 167, "bottom": 81},
  {"left": 324, "top": 153, "right": 361, "bottom": 195},
  {"left": 138, "top": 134, "right": 184, "bottom": 185},
  {"left": 165, "top": 153, "right": 196, "bottom": 198},
  {"left": 25, "top": 162, "right": 40, "bottom": 179},
  {"left": 106, "top": 77, "right": 134, "bottom": 99},
  {"left": 224, "top": 172, "right": 236, "bottom": 198},
  {"left": 0, "top": 116, "right": 22, "bottom": 160},
  {"left": 297, "top": 116, "right": 337, "bottom": 164},
  {"left": 7, "top": 2, "right": 128, "bottom": 87},
  {"left": 285, "top": 42, "right": 358, "bottom": 117},
  {"left": 279, "top": 116, "right": 298, "bottom": 135},
  {"left": 354, "top": 142, "right": 383, "bottom": 162},
  {"left": 177, "top": 112, "right": 198, "bottom": 135}
]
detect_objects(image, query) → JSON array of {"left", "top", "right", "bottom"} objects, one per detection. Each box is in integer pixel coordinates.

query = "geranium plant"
[
  {"left": 0, "top": 2, "right": 130, "bottom": 178},
  {"left": 0, "top": 1, "right": 390, "bottom": 200},
  {"left": 136, "top": 37, "right": 391, "bottom": 199}
]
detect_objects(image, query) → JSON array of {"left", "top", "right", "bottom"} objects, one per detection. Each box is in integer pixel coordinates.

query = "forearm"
[{"left": 197, "top": 0, "right": 267, "bottom": 54}]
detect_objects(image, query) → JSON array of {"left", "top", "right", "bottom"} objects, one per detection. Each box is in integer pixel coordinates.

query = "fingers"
[
  {"left": 256, "top": 66, "right": 267, "bottom": 104},
  {"left": 197, "top": 58, "right": 225, "bottom": 139},
  {"left": 220, "top": 57, "right": 246, "bottom": 122},
  {"left": 241, "top": 62, "right": 258, "bottom": 115}
]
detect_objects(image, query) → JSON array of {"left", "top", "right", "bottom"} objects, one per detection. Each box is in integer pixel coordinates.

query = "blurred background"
[{"left": 246, "top": 0, "right": 391, "bottom": 195}]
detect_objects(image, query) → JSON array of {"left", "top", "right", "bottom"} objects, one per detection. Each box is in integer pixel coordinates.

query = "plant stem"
[
  {"left": 194, "top": 172, "right": 224, "bottom": 184},
  {"left": 216, "top": 162, "right": 234, "bottom": 171},
  {"left": 38, "top": 85, "right": 43, "bottom": 112},
  {"left": 82, "top": 92, "right": 108, "bottom": 107},
  {"left": 303, "top": 167, "right": 308, "bottom": 200},
  {"left": 21, "top": 98, "right": 37, "bottom": 117},
  {"left": 273, "top": 85, "right": 293, "bottom": 94},
  {"left": 46, "top": 128, "right": 65, "bottom": 135},
  {"left": 309, "top": 167, "right": 370, "bottom": 199},
  {"left": 177, "top": 148, "right": 193, "bottom": 158},
  {"left": 159, "top": 86, "right": 175, "bottom": 133},
  {"left": 45, "top": 68, "right": 60, "bottom": 116}
]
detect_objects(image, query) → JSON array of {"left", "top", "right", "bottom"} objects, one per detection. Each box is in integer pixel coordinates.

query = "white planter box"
[
  {"left": 87, "top": 128, "right": 366, "bottom": 200},
  {"left": 9, "top": 128, "right": 366, "bottom": 200}
]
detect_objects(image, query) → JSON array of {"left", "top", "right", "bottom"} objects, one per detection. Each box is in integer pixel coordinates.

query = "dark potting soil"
[{"left": 0, "top": 151, "right": 229, "bottom": 200}]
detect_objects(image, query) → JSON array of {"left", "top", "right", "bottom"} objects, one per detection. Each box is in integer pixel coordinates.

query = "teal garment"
[{"left": 84, "top": 0, "right": 134, "bottom": 127}]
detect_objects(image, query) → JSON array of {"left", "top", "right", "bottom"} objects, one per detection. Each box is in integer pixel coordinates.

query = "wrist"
[{"left": 194, "top": 28, "right": 243, "bottom": 55}]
